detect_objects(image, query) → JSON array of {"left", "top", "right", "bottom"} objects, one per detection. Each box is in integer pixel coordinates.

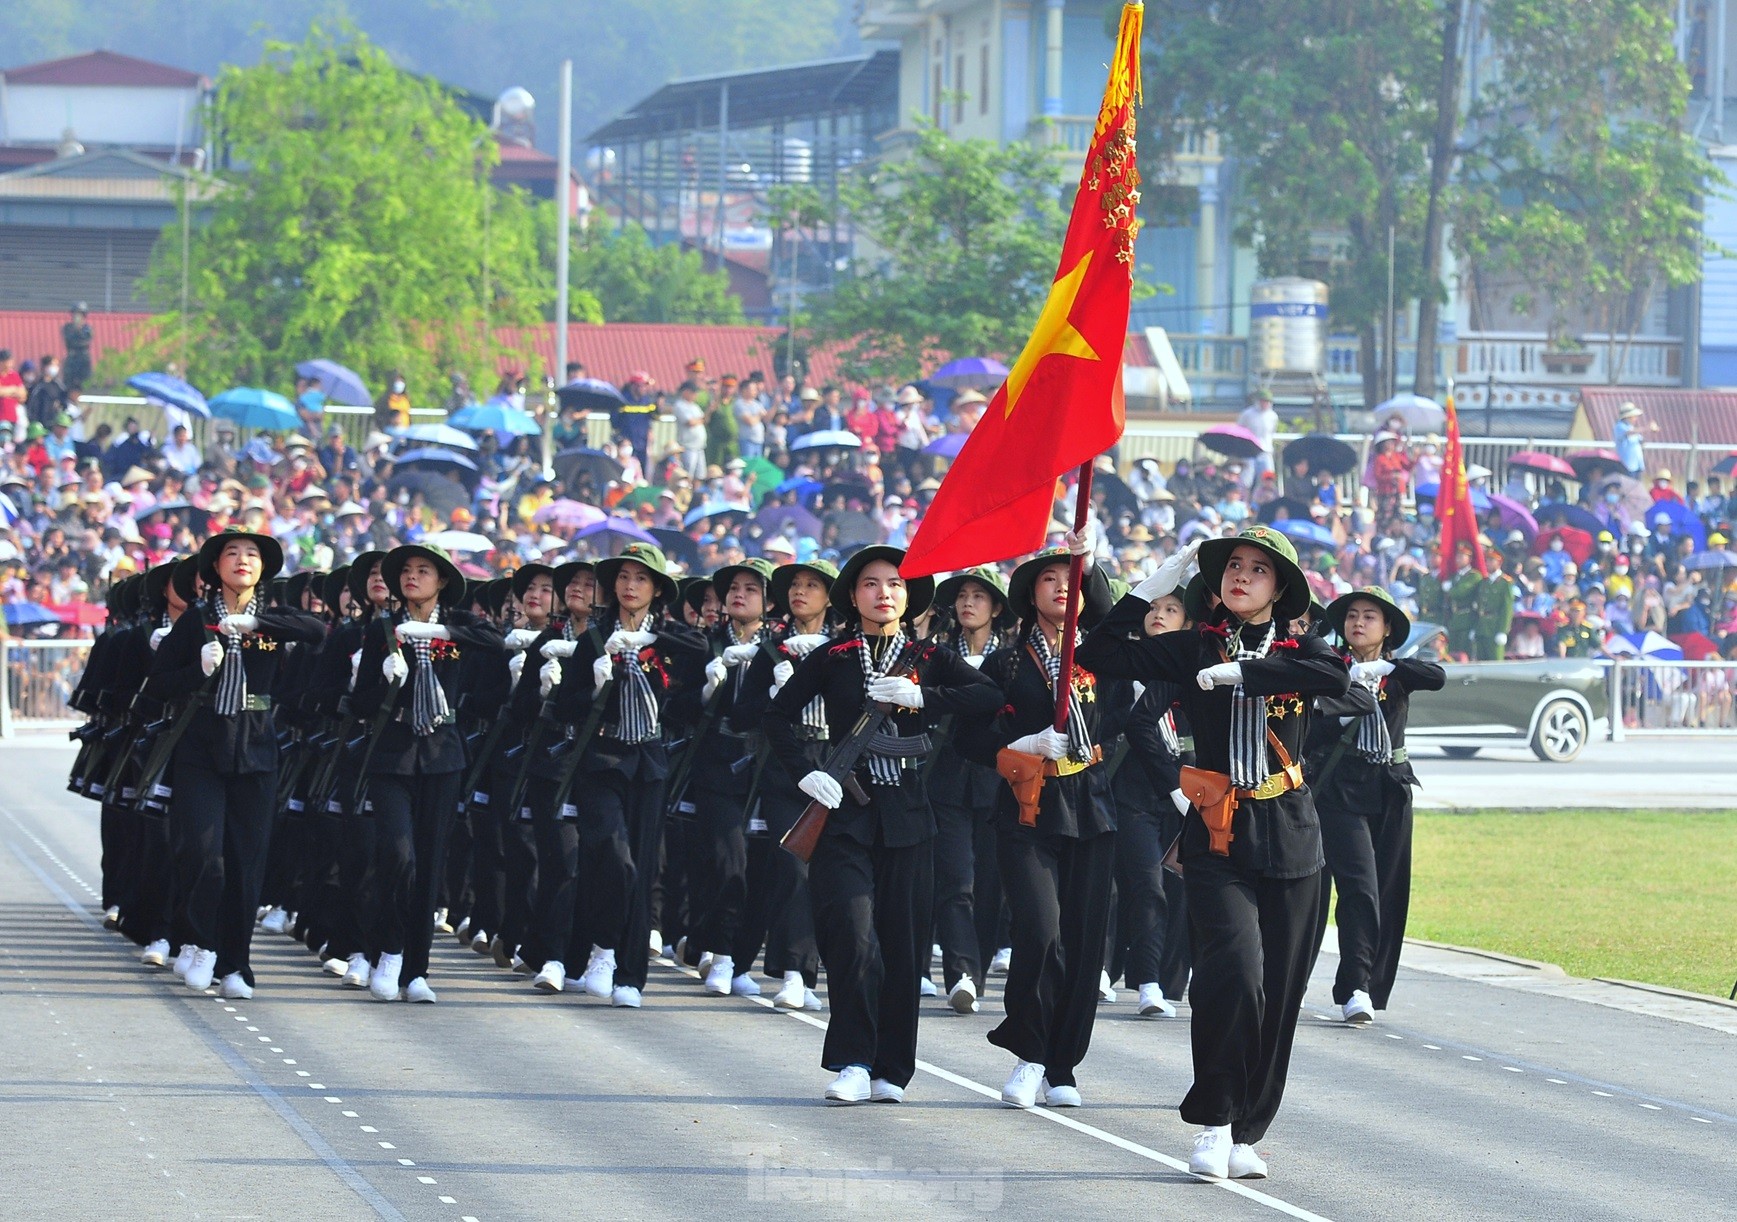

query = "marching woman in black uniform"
[
  {"left": 328, "top": 553, "right": 389, "bottom": 988},
  {"left": 1309, "top": 586, "right": 1444, "bottom": 1022},
  {"left": 765, "top": 545, "right": 997, "bottom": 1104},
  {"left": 144, "top": 529, "right": 324, "bottom": 998},
  {"left": 957, "top": 533, "right": 1116, "bottom": 1109},
  {"left": 351, "top": 543, "right": 507, "bottom": 1003},
  {"left": 1077, "top": 525, "right": 1350, "bottom": 1181},
  {"left": 537, "top": 542, "right": 704, "bottom": 1007}
]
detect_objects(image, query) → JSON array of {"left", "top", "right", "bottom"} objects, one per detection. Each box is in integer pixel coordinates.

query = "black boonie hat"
[
  {"left": 382, "top": 543, "right": 464, "bottom": 607},
  {"left": 347, "top": 550, "right": 387, "bottom": 607},
  {"left": 142, "top": 561, "right": 179, "bottom": 613},
  {"left": 484, "top": 575, "right": 513, "bottom": 617},
  {"left": 511, "top": 563, "right": 556, "bottom": 600},
  {"left": 832, "top": 544, "right": 933, "bottom": 621},
  {"left": 170, "top": 556, "right": 200, "bottom": 605},
  {"left": 322, "top": 565, "right": 351, "bottom": 612},
  {"left": 551, "top": 559, "right": 594, "bottom": 599},
  {"left": 197, "top": 527, "right": 285, "bottom": 587}
]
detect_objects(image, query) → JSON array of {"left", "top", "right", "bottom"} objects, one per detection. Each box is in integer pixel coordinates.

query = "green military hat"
[
  {"left": 1326, "top": 585, "right": 1411, "bottom": 648},
  {"left": 595, "top": 541, "right": 680, "bottom": 606},
  {"left": 1197, "top": 524, "right": 1311, "bottom": 622},
  {"left": 934, "top": 564, "right": 1013, "bottom": 626},
  {"left": 711, "top": 555, "right": 777, "bottom": 599},
  {"left": 382, "top": 542, "right": 465, "bottom": 607},
  {"left": 768, "top": 557, "right": 839, "bottom": 614}
]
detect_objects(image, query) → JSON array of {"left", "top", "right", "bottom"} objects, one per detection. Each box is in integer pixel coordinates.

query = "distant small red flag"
[{"left": 1437, "top": 392, "right": 1488, "bottom": 580}]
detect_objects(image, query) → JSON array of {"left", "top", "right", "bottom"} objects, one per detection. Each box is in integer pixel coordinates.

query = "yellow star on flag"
[{"left": 1002, "top": 250, "right": 1101, "bottom": 419}]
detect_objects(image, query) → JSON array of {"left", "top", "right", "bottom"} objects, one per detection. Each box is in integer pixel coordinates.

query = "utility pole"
[{"left": 548, "top": 57, "right": 572, "bottom": 477}]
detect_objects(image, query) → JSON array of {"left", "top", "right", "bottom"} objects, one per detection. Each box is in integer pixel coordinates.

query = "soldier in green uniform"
[
  {"left": 1554, "top": 599, "right": 1601, "bottom": 657},
  {"left": 1475, "top": 547, "right": 1516, "bottom": 661},
  {"left": 1443, "top": 542, "right": 1483, "bottom": 662}
]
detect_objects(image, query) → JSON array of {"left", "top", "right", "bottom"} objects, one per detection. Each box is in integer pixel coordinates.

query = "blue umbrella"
[
  {"left": 1534, "top": 502, "right": 1606, "bottom": 536},
  {"left": 1643, "top": 499, "right": 1707, "bottom": 550},
  {"left": 790, "top": 429, "right": 862, "bottom": 452},
  {"left": 295, "top": 359, "right": 372, "bottom": 407},
  {"left": 1271, "top": 518, "right": 1338, "bottom": 549},
  {"left": 575, "top": 516, "right": 657, "bottom": 548},
  {"left": 449, "top": 400, "right": 541, "bottom": 437},
  {"left": 393, "top": 447, "right": 480, "bottom": 491},
  {"left": 929, "top": 356, "right": 1008, "bottom": 391},
  {"left": 923, "top": 432, "right": 968, "bottom": 458},
  {"left": 1686, "top": 549, "right": 1737, "bottom": 571},
  {"left": 390, "top": 423, "right": 478, "bottom": 451},
  {"left": 774, "top": 476, "right": 824, "bottom": 498},
  {"left": 683, "top": 500, "right": 753, "bottom": 528},
  {"left": 126, "top": 371, "right": 209, "bottom": 418},
  {"left": 210, "top": 387, "right": 300, "bottom": 431},
  {"left": 556, "top": 378, "right": 628, "bottom": 412},
  {"left": 4, "top": 602, "right": 59, "bottom": 626},
  {"left": 1415, "top": 481, "right": 1493, "bottom": 513}
]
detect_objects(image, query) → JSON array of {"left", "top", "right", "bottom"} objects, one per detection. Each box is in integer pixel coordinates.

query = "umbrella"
[
  {"left": 1605, "top": 630, "right": 1683, "bottom": 660},
  {"left": 791, "top": 429, "right": 863, "bottom": 451},
  {"left": 825, "top": 509, "right": 883, "bottom": 549},
  {"left": 3, "top": 602, "right": 58, "bottom": 627},
  {"left": 394, "top": 448, "right": 480, "bottom": 491},
  {"left": 1257, "top": 497, "right": 1314, "bottom": 524},
  {"left": 1643, "top": 499, "right": 1708, "bottom": 550},
  {"left": 1092, "top": 472, "right": 1141, "bottom": 517},
  {"left": 390, "top": 423, "right": 477, "bottom": 451},
  {"left": 775, "top": 476, "right": 824, "bottom": 500},
  {"left": 1710, "top": 453, "right": 1737, "bottom": 479},
  {"left": 127, "top": 372, "right": 209, "bottom": 418},
  {"left": 648, "top": 528, "right": 701, "bottom": 567},
  {"left": 755, "top": 504, "right": 822, "bottom": 540},
  {"left": 615, "top": 486, "right": 661, "bottom": 511},
  {"left": 1486, "top": 492, "right": 1538, "bottom": 537},
  {"left": 210, "top": 387, "right": 300, "bottom": 431},
  {"left": 1671, "top": 632, "right": 1722, "bottom": 661},
  {"left": 683, "top": 500, "right": 752, "bottom": 529},
  {"left": 575, "top": 517, "right": 657, "bottom": 549},
  {"left": 449, "top": 401, "right": 541, "bottom": 437},
  {"left": 420, "top": 530, "right": 495, "bottom": 553},
  {"left": 922, "top": 433, "right": 968, "bottom": 459},
  {"left": 554, "top": 446, "right": 625, "bottom": 488},
  {"left": 1687, "top": 548, "right": 1737, "bottom": 571},
  {"left": 822, "top": 476, "right": 876, "bottom": 504},
  {"left": 1595, "top": 474, "right": 1653, "bottom": 524},
  {"left": 1507, "top": 449, "right": 1577, "bottom": 479},
  {"left": 50, "top": 601, "right": 108, "bottom": 628},
  {"left": 1533, "top": 525, "right": 1594, "bottom": 565},
  {"left": 742, "top": 456, "right": 783, "bottom": 495},
  {"left": 534, "top": 499, "right": 607, "bottom": 530},
  {"left": 295, "top": 359, "right": 372, "bottom": 406},
  {"left": 1284, "top": 434, "right": 1358, "bottom": 476},
  {"left": 1198, "top": 423, "right": 1265, "bottom": 459},
  {"left": 1271, "top": 519, "right": 1337, "bottom": 549},
  {"left": 1566, "top": 448, "right": 1625, "bottom": 482},
  {"left": 1415, "top": 481, "right": 1493, "bottom": 513},
  {"left": 556, "top": 378, "right": 627, "bottom": 412},
  {"left": 929, "top": 356, "right": 1009, "bottom": 391},
  {"left": 389, "top": 470, "right": 471, "bottom": 515},
  {"left": 1533, "top": 503, "right": 1607, "bottom": 536},
  {"left": 1372, "top": 393, "right": 1446, "bottom": 432}
]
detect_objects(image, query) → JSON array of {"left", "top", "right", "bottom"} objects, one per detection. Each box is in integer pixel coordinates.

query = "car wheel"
[
  {"left": 1441, "top": 746, "right": 1481, "bottom": 759},
  {"left": 1530, "top": 699, "right": 1588, "bottom": 763}
]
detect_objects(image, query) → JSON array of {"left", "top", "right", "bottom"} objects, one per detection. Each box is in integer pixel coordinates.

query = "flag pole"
[{"left": 1054, "top": 460, "right": 1095, "bottom": 731}]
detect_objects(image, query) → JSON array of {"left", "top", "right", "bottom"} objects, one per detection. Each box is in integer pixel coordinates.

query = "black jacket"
[
  {"left": 545, "top": 615, "right": 708, "bottom": 783},
  {"left": 351, "top": 609, "right": 505, "bottom": 776},
  {"left": 1305, "top": 656, "right": 1445, "bottom": 815}
]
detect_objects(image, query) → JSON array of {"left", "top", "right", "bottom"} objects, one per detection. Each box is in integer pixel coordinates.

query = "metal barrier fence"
[
  {"left": 1608, "top": 659, "right": 1737, "bottom": 737},
  {"left": 0, "top": 639, "right": 93, "bottom": 737}
]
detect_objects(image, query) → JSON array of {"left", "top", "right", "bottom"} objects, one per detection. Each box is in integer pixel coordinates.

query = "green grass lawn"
[{"left": 1407, "top": 809, "right": 1737, "bottom": 999}]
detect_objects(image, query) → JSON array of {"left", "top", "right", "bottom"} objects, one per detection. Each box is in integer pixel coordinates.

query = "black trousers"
[
  {"left": 1180, "top": 854, "right": 1323, "bottom": 1145},
  {"left": 689, "top": 783, "right": 749, "bottom": 961},
  {"left": 929, "top": 799, "right": 1001, "bottom": 992},
  {"left": 730, "top": 774, "right": 820, "bottom": 985},
  {"left": 500, "top": 801, "right": 539, "bottom": 955},
  {"left": 466, "top": 763, "right": 511, "bottom": 939},
  {"left": 651, "top": 798, "right": 694, "bottom": 948},
  {"left": 295, "top": 808, "right": 345, "bottom": 951},
  {"left": 121, "top": 810, "right": 174, "bottom": 948},
  {"left": 1315, "top": 785, "right": 1414, "bottom": 1009},
  {"left": 99, "top": 800, "right": 139, "bottom": 914},
  {"left": 442, "top": 793, "right": 474, "bottom": 926},
  {"left": 167, "top": 758, "right": 276, "bottom": 985},
  {"left": 1112, "top": 806, "right": 1190, "bottom": 997},
  {"left": 367, "top": 770, "right": 461, "bottom": 984},
  {"left": 575, "top": 766, "right": 666, "bottom": 991},
  {"left": 810, "top": 833, "right": 932, "bottom": 1088},
  {"left": 326, "top": 773, "right": 374, "bottom": 961},
  {"left": 524, "top": 775, "right": 583, "bottom": 970},
  {"left": 988, "top": 828, "right": 1116, "bottom": 1088}
]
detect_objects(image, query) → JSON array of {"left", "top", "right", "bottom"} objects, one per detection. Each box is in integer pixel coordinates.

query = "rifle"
[
  {"left": 456, "top": 708, "right": 510, "bottom": 819},
  {"left": 502, "top": 626, "right": 602, "bottom": 820},
  {"left": 663, "top": 638, "right": 729, "bottom": 822},
  {"left": 780, "top": 641, "right": 922, "bottom": 863},
  {"left": 133, "top": 620, "right": 225, "bottom": 815},
  {"left": 348, "top": 627, "right": 407, "bottom": 814},
  {"left": 544, "top": 673, "right": 615, "bottom": 818}
]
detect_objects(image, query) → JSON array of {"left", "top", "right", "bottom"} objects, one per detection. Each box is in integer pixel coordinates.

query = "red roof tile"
[
  {"left": 3, "top": 50, "right": 205, "bottom": 89},
  {"left": 1580, "top": 387, "right": 1737, "bottom": 448},
  {"left": 0, "top": 310, "right": 152, "bottom": 363},
  {"left": 499, "top": 322, "right": 840, "bottom": 390}
]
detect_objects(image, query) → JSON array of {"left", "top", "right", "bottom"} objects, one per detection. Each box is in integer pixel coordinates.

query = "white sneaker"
[
  {"left": 103, "top": 906, "right": 121, "bottom": 930},
  {"left": 1001, "top": 1060, "right": 1044, "bottom": 1109},
  {"left": 470, "top": 931, "right": 491, "bottom": 955},
  {"left": 218, "top": 972, "right": 253, "bottom": 1000},
  {"left": 802, "top": 988, "right": 825, "bottom": 1012},
  {"left": 1189, "top": 1126, "right": 1232, "bottom": 1179},
  {"left": 533, "top": 961, "right": 565, "bottom": 993},
  {"left": 171, "top": 945, "right": 194, "bottom": 979},
  {"left": 321, "top": 956, "right": 348, "bottom": 977},
  {"left": 341, "top": 954, "right": 370, "bottom": 988},
  {"left": 454, "top": 917, "right": 471, "bottom": 942},
  {"left": 730, "top": 973, "right": 761, "bottom": 997},
  {"left": 649, "top": 929, "right": 663, "bottom": 957},
  {"left": 610, "top": 985, "right": 641, "bottom": 1008},
  {"left": 1040, "top": 1078, "right": 1082, "bottom": 1108},
  {"left": 369, "top": 952, "right": 403, "bottom": 1002},
  {"left": 869, "top": 1078, "right": 905, "bottom": 1103},
  {"left": 825, "top": 1066, "right": 871, "bottom": 1104},
  {"left": 949, "top": 978, "right": 979, "bottom": 1014},
  {"left": 989, "top": 946, "right": 1012, "bottom": 975},
  {"left": 1343, "top": 990, "right": 1375, "bottom": 1024},
  {"left": 580, "top": 947, "right": 617, "bottom": 998},
  {"left": 1098, "top": 969, "right": 1117, "bottom": 1004},
  {"left": 772, "top": 971, "right": 805, "bottom": 1009},
  {"left": 1228, "top": 1143, "right": 1268, "bottom": 1179},
  {"left": 673, "top": 935, "right": 690, "bottom": 966},
  {"left": 703, "top": 955, "right": 735, "bottom": 995},
  {"left": 183, "top": 948, "right": 217, "bottom": 992},
  {"left": 918, "top": 976, "right": 939, "bottom": 997},
  {"left": 139, "top": 939, "right": 170, "bottom": 968},
  {"left": 1138, "top": 983, "right": 1177, "bottom": 1017},
  {"left": 259, "top": 907, "right": 289, "bottom": 935},
  {"left": 433, "top": 908, "right": 452, "bottom": 934},
  {"left": 404, "top": 977, "right": 437, "bottom": 1003},
  {"left": 697, "top": 950, "right": 715, "bottom": 976}
]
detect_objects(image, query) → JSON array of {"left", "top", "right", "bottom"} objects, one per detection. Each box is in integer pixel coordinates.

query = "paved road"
[
  {"left": 3, "top": 744, "right": 1732, "bottom": 1221},
  {"left": 1406, "top": 736, "right": 1734, "bottom": 809}
]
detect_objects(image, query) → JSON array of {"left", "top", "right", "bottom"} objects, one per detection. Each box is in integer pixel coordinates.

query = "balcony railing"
[
  {"left": 1456, "top": 331, "right": 1683, "bottom": 387},
  {"left": 1028, "top": 118, "right": 1221, "bottom": 161}
]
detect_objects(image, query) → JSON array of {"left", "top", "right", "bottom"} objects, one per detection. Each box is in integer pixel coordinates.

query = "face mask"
[
  {"left": 1605, "top": 491, "right": 1620, "bottom": 504},
  {"left": 393, "top": 381, "right": 406, "bottom": 394},
  {"left": 1549, "top": 540, "right": 1564, "bottom": 552}
]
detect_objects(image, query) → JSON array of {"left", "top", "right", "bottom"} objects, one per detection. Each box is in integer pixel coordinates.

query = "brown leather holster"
[
  {"left": 997, "top": 744, "right": 1105, "bottom": 827},
  {"left": 1177, "top": 729, "right": 1302, "bottom": 856}
]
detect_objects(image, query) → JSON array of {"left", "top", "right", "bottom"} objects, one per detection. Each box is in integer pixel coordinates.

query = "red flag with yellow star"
[
  {"left": 901, "top": 3, "right": 1142, "bottom": 578},
  {"left": 1435, "top": 391, "right": 1488, "bottom": 581}
]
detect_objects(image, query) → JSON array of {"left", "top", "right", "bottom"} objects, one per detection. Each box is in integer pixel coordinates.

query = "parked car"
[{"left": 1394, "top": 622, "right": 1609, "bottom": 762}]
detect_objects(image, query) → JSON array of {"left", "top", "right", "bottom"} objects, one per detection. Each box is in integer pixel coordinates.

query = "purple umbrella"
[
  {"left": 755, "top": 504, "right": 823, "bottom": 540},
  {"left": 1198, "top": 423, "right": 1267, "bottom": 459},
  {"left": 923, "top": 432, "right": 968, "bottom": 458},
  {"left": 534, "top": 499, "right": 607, "bottom": 530},
  {"left": 930, "top": 356, "right": 1009, "bottom": 391},
  {"left": 574, "top": 516, "right": 657, "bottom": 550},
  {"left": 1487, "top": 492, "right": 1538, "bottom": 537}
]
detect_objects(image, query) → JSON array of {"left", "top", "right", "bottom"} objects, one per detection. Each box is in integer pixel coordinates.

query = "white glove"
[
  {"left": 604, "top": 628, "right": 657, "bottom": 656},
  {"left": 798, "top": 770, "right": 844, "bottom": 808},
  {"left": 382, "top": 651, "right": 409, "bottom": 685},
  {"left": 1063, "top": 516, "right": 1100, "bottom": 571},
  {"left": 868, "top": 675, "right": 923, "bottom": 709},
  {"left": 784, "top": 633, "right": 828, "bottom": 657},
  {"left": 1170, "top": 788, "right": 1191, "bottom": 817},
  {"left": 541, "top": 639, "right": 577, "bottom": 659},
  {"left": 964, "top": 653, "right": 985, "bottom": 669},
  {"left": 220, "top": 613, "right": 258, "bottom": 634},
  {"left": 1494, "top": 632, "right": 1508, "bottom": 648},
  {"left": 1132, "top": 680, "right": 1146, "bottom": 700},
  {"left": 593, "top": 654, "right": 613, "bottom": 695},
  {"left": 349, "top": 649, "right": 362, "bottom": 688},
  {"left": 772, "top": 659, "right": 795, "bottom": 691},
  {"left": 701, "top": 656, "right": 729, "bottom": 701},
  {"left": 723, "top": 643, "right": 759, "bottom": 666},
  {"left": 149, "top": 626, "right": 170, "bottom": 651},
  {"left": 1134, "top": 539, "right": 1202, "bottom": 602},
  {"left": 1008, "top": 726, "right": 1069, "bottom": 760},
  {"left": 200, "top": 640, "right": 225, "bottom": 676},
  {"left": 539, "top": 658, "right": 563, "bottom": 697},
  {"left": 1350, "top": 659, "right": 1395, "bottom": 682},
  {"left": 395, "top": 621, "right": 449, "bottom": 641},
  {"left": 507, "top": 651, "right": 526, "bottom": 684},
  {"left": 505, "top": 627, "right": 542, "bottom": 651},
  {"left": 1196, "top": 661, "right": 1243, "bottom": 690}
]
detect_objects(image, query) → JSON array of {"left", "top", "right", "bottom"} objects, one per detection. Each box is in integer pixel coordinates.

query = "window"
[
  {"left": 954, "top": 54, "right": 965, "bottom": 122},
  {"left": 933, "top": 63, "right": 943, "bottom": 125},
  {"left": 980, "top": 44, "right": 990, "bottom": 115}
]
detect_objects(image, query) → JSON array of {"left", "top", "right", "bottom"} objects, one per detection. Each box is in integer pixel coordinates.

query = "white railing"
[
  {"left": 1, "top": 638, "right": 95, "bottom": 737},
  {"left": 1608, "top": 660, "right": 1737, "bottom": 737},
  {"left": 1456, "top": 331, "right": 1684, "bottom": 387}
]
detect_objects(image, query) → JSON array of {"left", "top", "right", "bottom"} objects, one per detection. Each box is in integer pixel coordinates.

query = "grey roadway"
[
  {"left": 2, "top": 743, "right": 1733, "bottom": 1222},
  {"left": 1405, "top": 735, "right": 1736, "bottom": 809}
]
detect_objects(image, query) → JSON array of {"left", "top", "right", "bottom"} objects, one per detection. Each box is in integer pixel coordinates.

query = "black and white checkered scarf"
[
  {"left": 857, "top": 629, "right": 907, "bottom": 785},
  {"left": 403, "top": 606, "right": 450, "bottom": 737},
  {"left": 606, "top": 612, "right": 659, "bottom": 745},
  {"left": 209, "top": 590, "right": 262, "bottom": 716},
  {"left": 1029, "top": 625, "right": 1095, "bottom": 763},
  {"left": 1226, "top": 619, "right": 1276, "bottom": 791},
  {"left": 1353, "top": 660, "right": 1393, "bottom": 763}
]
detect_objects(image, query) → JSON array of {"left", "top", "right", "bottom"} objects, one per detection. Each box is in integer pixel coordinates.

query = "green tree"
[
  {"left": 566, "top": 222, "right": 745, "bottom": 324},
  {"left": 121, "top": 26, "right": 549, "bottom": 398},
  {"left": 806, "top": 121, "right": 1069, "bottom": 380}
]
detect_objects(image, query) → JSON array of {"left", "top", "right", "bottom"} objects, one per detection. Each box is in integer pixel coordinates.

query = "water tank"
[{"left": 1249, "top": 278, "right": 1328, "bottom": 376}]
